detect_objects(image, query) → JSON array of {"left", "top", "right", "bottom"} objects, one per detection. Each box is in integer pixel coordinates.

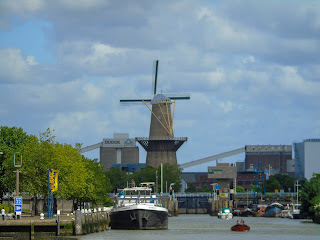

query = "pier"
[{"left": 0, "top": 209, "right": 110, "bottom": 239}]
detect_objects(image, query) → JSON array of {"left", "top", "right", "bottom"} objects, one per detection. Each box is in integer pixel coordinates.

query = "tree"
[
  {"left": 265, "top": 176, "right": 281, "bottom": 192},
  {"left": 105, "top": 167, "right": 129, "bottom": 192},
  {"left": 186, "top": 183, "right": 197, "bottom": 193},
  {"left": 0, "top": 126, "right": 29, "bottom": 203},
  {"left": 236, "top": 186, "right": 245, "bottom": 193},
  {"left": 200, "top": 184, "right": 211, "bottom": 192},
  {"left": 132, "top": 167, "right": 157, "bottom": 186},
  {"left": 157, "top": 163, "right": 182, "bottom": 193},
  {"left": 300, "top": 173, "right": 320, "bottom": 222}
]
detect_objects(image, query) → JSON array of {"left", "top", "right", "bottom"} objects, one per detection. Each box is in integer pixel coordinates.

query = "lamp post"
[
  {"left": 210, "top": 183, "right": 218, "bottom": 201},
  {"left": 294, "top": 180, "right": 301, "bottom": 204},
  {"left": 14, "top": 152, "right": 22, "bottom": 220}
]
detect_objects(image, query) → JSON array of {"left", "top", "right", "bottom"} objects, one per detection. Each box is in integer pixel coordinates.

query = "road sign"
[
  {"left": 15, "top": 196, "right": 22, "bottom": 214},
  {"left": 15, "top": 205, "right": 22, "bottom": 211},
  {"left": 15, "top": 196, "right": 22, "bottom": 205},
  {"left": 216, "top": 185, "right": 220, "bottom": 190}
]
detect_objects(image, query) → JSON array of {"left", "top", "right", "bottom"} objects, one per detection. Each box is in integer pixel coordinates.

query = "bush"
[{"left": 0, "top": 204, "right": 14, "bottom": 213}]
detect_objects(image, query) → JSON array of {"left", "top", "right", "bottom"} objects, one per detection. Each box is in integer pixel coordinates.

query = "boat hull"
[
  {"left": 110, "top": 207, "right": 168, "bottom": 230},
  {"left": 231, "top": 224, "right": 250, "bottom": 231}
]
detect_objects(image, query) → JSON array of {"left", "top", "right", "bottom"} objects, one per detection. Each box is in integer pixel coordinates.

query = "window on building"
[
  {"left": 238, "top": 181, "right": 244, "bottom": 186},
  {"left": 245, "top": 181, "right": 251, "bottom": 185},
  {"left": 208, "top": 169, "right": 222, "bottom": 174}
]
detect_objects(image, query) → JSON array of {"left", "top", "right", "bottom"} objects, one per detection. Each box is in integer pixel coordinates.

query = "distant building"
[
  {"left": 208, "top": 163, "right": 237, "bottom": 192},
  {"left": 112, "top": 163, "right": 146, "bottom": 173},
  {"left": 100, "top": 133, "right": 139, "bottom": 171},
  {"left": 294, "top": 139, "right": 320, "bottom": 180},
  {"left": 245, "top": 145, "right": 293, "bottom": 176},
  {"left": 180, "top": 172, "right": 208, "bottom": 193},
  {"left": 236, "top": 171, "right": 266, "bottom": 191},
  {"left": 81, "top": 133, "right": 139, "bottom": 171}
]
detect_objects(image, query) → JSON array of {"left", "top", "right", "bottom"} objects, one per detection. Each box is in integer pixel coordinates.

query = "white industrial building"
[{"left": 294, "top": 139, "right": 320, "bottom": 180}]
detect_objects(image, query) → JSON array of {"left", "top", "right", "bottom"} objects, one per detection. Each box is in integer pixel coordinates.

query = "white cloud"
[
  {"left": 0, "top": 48, "right": 31, "bottom": 82},
  {"left": 56, "top": 0, "right": 109, "bottom": 10},
  {"left": 277, "top": 66, "right": 320, "bottom": 97},
  {"left": 243, "top": 56, "right": 255, "bottom": 64},
  {"left": 219, "top": 101, "right": 234, "bottom": 113},
  {"left": 49, "top": 111, "right": 110, "bottom": 141}
]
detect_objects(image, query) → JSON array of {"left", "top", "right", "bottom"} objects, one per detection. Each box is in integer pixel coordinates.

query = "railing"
[{"left": 136, "top": 137, "right": 188, "bottom": 141}]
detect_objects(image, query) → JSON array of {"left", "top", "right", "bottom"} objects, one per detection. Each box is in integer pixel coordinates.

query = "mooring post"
[
  {"left": 57, "top": 210, "right": 60, "bottom": 236},
  {"left": 75, "top": 209, "right": 82, "bottom": 235}
]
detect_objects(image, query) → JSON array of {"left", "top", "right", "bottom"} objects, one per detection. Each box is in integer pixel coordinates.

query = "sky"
[{"left": 0, "top": 0, "right": 319, "bottom": 172}]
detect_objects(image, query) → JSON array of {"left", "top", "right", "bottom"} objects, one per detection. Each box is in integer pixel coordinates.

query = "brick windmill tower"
[{"left": 120, "top": 60, "right": 190, "bottom": 167}]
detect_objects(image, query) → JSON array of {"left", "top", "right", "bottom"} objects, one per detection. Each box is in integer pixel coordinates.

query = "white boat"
[
  {"left": 290, "top": 204, "right": 301, "bottom": 219},
  {"left": 218, "top": 208, "right": 233, "bottom": 219},
  {"left": 110, "top": 182, "right": 168, "bottom": 230}
]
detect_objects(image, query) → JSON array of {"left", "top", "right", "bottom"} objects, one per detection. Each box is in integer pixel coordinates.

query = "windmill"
[{"left": 120, "top": 60, "right": 190, "bottom": 168}]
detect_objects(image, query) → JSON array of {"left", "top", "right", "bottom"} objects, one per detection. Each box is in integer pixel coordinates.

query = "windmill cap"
[{"left": 151, "top": 94, "right": 171, "bottom": 104}]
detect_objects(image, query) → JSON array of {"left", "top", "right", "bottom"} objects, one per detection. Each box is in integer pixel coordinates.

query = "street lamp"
[
  {"left": 210, "top": 183, "right": 218, "bottom": 200},
  {"left": 294, "top": 179, "right": 301, "bottom": 204}
]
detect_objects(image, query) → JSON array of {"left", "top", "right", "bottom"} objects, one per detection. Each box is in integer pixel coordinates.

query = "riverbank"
[{"left": 0, "top": 210, "right": 109, "bottom": 239}]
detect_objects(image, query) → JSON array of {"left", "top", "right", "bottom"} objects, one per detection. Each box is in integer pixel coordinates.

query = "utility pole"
[
  {"left": 14, "top": 153, "right": 22, "bottom": 220},
  {"left": 161, "top": 163, "right": 163, "bottom": 195}
]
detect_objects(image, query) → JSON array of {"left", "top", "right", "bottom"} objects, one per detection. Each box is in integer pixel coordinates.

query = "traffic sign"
[
  {"left": 15, "top": 205, "right": 22, "bottom": 212},
  {"left": 15, "top": 197, "right": 22, "bottom": 213},
  {"left": 216, "top": 185, "right": 220, "bottom": 190},
  {"left": 15, "top": 196, "right": 22, "bottom": 205}
]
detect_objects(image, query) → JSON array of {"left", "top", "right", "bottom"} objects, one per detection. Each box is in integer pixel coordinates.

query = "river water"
[{"left": 76, "top": 215, "right": 319, "bottom": 240}]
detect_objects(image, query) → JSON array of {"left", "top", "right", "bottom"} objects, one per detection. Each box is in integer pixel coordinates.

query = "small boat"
[
  {"left": 290, "top": 204, "right": 301, "bottom": 219},
  {"left": 281, "top": 209, "right": 293, "bottom": 219},
  {"left": 231, "top": 219, "right": 250, "bottom": 231},
  {"left": 240, "top": 208, "right": 256, "bottom": 217},
  {"left": 218, "top": 208, "right": 233, "bottom": 219}
]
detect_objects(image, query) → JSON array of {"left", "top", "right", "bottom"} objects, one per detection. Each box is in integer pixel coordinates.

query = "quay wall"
[{"left": 0, "top": 209, "right": 110, "bottom": 239}]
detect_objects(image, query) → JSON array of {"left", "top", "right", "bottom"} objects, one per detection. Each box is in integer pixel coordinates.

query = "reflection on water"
[{"left": 75, "top": 215, "right": 319, "bottom": 240}]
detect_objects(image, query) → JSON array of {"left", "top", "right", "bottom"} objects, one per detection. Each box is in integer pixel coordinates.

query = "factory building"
[
  {"left": 81, "top": 133, "right": 139, "bottom": 172},
  {"left": 100, "top": 133, "right": 139, "bottom": 171},
  {"left": 245, "top": 145, "right": 293, "bottom": 176},
  {"left": 294, "top": 139, "right": 320, "bottom": 180}
]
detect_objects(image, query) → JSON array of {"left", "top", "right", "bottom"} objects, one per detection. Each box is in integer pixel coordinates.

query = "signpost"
[
  {"left": 14, "top": 196, "right": 22, "bottom": 218},
  {"left": 14, "top": 152, "right": 22, "bottom": 219}
]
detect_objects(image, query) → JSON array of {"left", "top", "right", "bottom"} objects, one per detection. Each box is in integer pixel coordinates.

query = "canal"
[{"left": 76, "top": 215, "right": 319, "bottom": 240}]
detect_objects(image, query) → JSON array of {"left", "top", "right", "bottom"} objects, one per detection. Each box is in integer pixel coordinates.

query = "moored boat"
[
  {"left": 290, "top": 204, "right": 301, "bottom": 219},
  {"left": 240, "top": 208, "right": 256, "bottom": 217},
  {"left": 110, "top": 182, "right": 168, "bottom": 230},
  {"left": 218, "top": 208, "right": 233, "bottom": 219},
  {"left": 265, "top": 202, "right": 284, "bottom": 217},
  {"left": 231, "top": 219, "right": 250, "bottom": 231}
]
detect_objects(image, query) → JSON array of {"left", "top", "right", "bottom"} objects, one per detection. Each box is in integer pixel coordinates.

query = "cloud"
[
  {"left": 0, "top": 48, "right": 36, "bottom": 82},
  {"left": 49, "top": 111, "right": 110, "bottom": 142},
  {"left": 0, "top": 0, "right": 44, "bottom": 28},
  {"left": 276, "top": 66, "right": 320, "bottom": 97}
]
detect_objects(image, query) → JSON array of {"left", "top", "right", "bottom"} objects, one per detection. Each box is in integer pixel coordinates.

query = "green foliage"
[
  {"left": 248, "top": 184, "right": 255, "bottom": 192},
  {"left": 157, "top": 163, "right": 181, "bottom": 192},
  {"left": 265, "top": 175, "right": 281, "bottom": 192},
  {"left": 0, "top": 204, "right": 14, "bottom": 213},
  {"left": 300, "top": 173, "right": 320, "bottom": 222},
  {"left": 132, "top": 167, "right": 157, "bottom": 186},
  {"left": 265, "top": 173, "right": 296, "bottom": 192},
  {"left": 200, "top": 184, "right": 211, "bottom": 192},
  {"left": 236, "top": 186, "right": 245, "bottom": 193},
  {"left": 0, "top": 126, "right": 29, "bottom": 201},
  {"left": 186, "top": 183, "right": 197, "bottom": 193},
  {"left": 0, "top": 126, "right": 112, "bottom": 209},
  {"left": 105, "top": 166, "right": 129, "bottom": 192}
]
